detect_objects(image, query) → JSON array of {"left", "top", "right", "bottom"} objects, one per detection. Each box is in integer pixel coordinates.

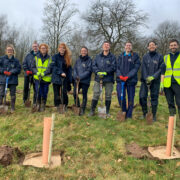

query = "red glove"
[
  {"left": 4, "top": 71, "right": 11, "bottom": 76},
  {"left": 124, "top": 76, "right": 128, "bottom": 81},
  {"left": 119, "top": 76, "right": 124, "bottom": 80},
  {"left": 26, "top": 71, "right": 32, "bottom": 75},
  {"left": 119, "top": 76, "right": 128, "bottom": 81}
]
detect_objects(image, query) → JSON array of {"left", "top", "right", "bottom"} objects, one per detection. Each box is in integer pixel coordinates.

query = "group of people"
[{"left": 0, "top": 39, "right": 179, "bottom": 125}]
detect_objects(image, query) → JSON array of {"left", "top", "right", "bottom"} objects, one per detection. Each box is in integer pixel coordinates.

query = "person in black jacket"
[
  {"left": 89, "top": 41, "right": 116, "bottom": 117},
  {"left": 51, "top": 43, "right": 72, "bottom": 111},
  {"left": 116, "top": 41, "right": 141, "bottom": 119},
  {"left": 73, "top": 46, "right": 92, "bottom": 115},
  {"left": 139, "top": 41, "right": 163, "bottom": 121},
  {"left": 22, "top": 41, "right": 39, "bottom": 105},
  {"left": 0, "top": 44, "right": 21, "bottom": 113}
]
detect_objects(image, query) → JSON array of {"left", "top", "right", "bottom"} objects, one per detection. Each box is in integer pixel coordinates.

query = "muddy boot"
[
  {"left": 105, "top": 100, "right": 111, "bottom": 117},
  {"left": 88, "top": 99, "right": 98, "bottom": 116},
  {"left": 152, "top": 105, "right": 157, "bottom": 122},
  {"left": 0, "top": 96, "right": 3, "bottom": 105},
  {"left": 10, "top": 96, "right": 16, "bottom": 113},
  {"left": 80, "top": 99, "right": 87, "bottom": 116},
  {"left": 40, "top": 99, "right": 46, "bottom": 112}
]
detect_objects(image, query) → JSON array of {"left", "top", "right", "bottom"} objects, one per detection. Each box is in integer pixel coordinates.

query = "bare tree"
[
  {"left": 82, "top": 0, "right": 148, "bottom": 54},
  {"left": 42, "top": 0, "right": 78, "bottom": 54},
  {"left": 153, "top": 20, "right": 180, "bottom": 55}
]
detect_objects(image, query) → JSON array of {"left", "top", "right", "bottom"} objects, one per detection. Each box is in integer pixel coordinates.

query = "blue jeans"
[
  {"left": 35, "top": 80, "right": 49, "bottom": 103},
  {"left": 117, "top": 82, "right": 135, "bottom": 118}
]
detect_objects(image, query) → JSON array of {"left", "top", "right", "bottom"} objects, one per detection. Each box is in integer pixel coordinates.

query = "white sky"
[{"left": 0, "top": 0, "right": 180, "bottom": 36}]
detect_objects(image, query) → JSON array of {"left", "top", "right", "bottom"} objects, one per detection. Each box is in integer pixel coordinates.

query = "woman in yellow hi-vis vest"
[
  {"left": 161, "top": 39, "right": 180, "bottom": 126},
  {"left": 31, "top": 43, "right": 52, "bottom": 112}
]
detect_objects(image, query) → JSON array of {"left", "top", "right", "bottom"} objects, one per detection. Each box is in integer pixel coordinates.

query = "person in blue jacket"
[
  {"left": 22, "top": 41, "right": 39, "bottom": 105},
  {"left": 73, "top": 46, "right": 92, "bottom": 115},
  {"left": 0, "top": 44, "right": 21, "bottom": 113},
  {"left": 51, "top": 43, "right": 72, "bottom": 111},
  {"left": 139, "top": 40, "right": 163, "bottom": 121},
  {"left": 116, "top": 41, "right": 141, "bottom": 119},
  {"left": 89, "top": 41, "right": 116, "bottom": 117}
]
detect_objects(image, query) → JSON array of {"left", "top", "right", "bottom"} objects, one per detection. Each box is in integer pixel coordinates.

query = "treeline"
[{"left": 0, "top": 0, "right": 180, "bottom": 65}]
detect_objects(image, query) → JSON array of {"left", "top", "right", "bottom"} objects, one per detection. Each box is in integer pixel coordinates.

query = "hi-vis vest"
[
  {"left": 34, "top": 56, "right": 52, "bottom": 82},
  {"left": 164, "top": 54, "right": 180, "bottom": 88}
]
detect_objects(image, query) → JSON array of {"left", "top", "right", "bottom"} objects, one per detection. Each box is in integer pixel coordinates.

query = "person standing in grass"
[
  {"left": 51, "top": 43, "right": 72, "bottom": 111},
  {"left": 139, "top": 41, "right": 163, "bottom": 122},
  {"left": 73, "top": 46, "right": 92, "bottom": 115},
  {"left": 89, "top": 41, "right": 116, "bottom": 117},
  {"left": 31, "top": 43, "right": 52, "bottom": 112},
  {"left": 22, "top": 41, "right": 39, "bottom": 106},
  {"left": 0, "top": 44, "right": 21, "bottom": 113},
  {"left": 116, "top": 41, "right": 141, "bottom": 119},
  {"left": 161, "top": 39, "right": 180, "bottom": 127}
]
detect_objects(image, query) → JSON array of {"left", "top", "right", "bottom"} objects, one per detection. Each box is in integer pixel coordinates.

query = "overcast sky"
[{"left": 0, "top": 0, "right": 180, "bottom": 35}]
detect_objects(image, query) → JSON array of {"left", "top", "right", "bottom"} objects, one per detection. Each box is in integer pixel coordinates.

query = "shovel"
[
  {"left": 73, "top": 79, "right": 80, "bottom": 115},
  {"left": 117, "top": 81, "right": 126, "bottom": 122},
  {"left": 98, "top": 79, "right": 106, "bottom": 118},
  {"left": 59, "top": 77, "right": 65, "bottom": 114},
  {"left": 25, "top": 76, "right": 32, "bottom": 107},
  {"left": 0, "top": 77, "right": 9, "bottom": 114},
  {"left": 31, "top": 76, "right": 41, "bottom": 113},
  {"left": 146, "top": 83, "right": 153, "bottom": 125}
]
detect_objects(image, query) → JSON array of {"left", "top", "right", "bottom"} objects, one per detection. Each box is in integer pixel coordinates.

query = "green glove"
[
  {"left": 97, "top": 72, "right": 107, "bottom": 78},
  {"left": 160, "top": 82, "right": 164, "bottom": 93},
  {"left": 41, "top": 72, "right": 45, "bottom": 77},
  {"left": 146, "top": 76, "right": 154, "bottom": 83},
  {"left": 36, "top": 72, "right": 41, "bottom": 76}
]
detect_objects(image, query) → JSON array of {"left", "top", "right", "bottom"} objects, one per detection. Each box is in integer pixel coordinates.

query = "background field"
[{"left": 0, "top": 77, "right": 180, "bottom": 180}]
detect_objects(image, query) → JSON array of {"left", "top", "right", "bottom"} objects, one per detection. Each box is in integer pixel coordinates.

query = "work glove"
[
  {"left": 97, "top": 72, "right": 107, "bottom": 78},
  {"left": 41, "top": 72, "right": 45, "bottom": 77},
  {"left": 146, "top": 76, "right": 154, "bottom": 83},
  {"left": 26, "top": 71, "right": 32, "bottom": 75},
  {"left": 36, "top": 72, "right": 41, "bottom": 76},
  {"left": 160, "top": 82, "right": 164, "bottom": 93},
  {"left": 4, "top": 71, "right": 11, "bottom": 76},
  {"left": 119, "top": 76, "right": 128, "bottom": 81}
]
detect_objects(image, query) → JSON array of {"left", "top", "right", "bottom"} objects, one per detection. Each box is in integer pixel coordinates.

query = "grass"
[{"left": 0, "top": 77, "right": 180, "bottom": 179}]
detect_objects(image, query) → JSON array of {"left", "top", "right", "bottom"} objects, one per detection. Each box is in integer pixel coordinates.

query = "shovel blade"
[
  {"left": 116, "top": 111, "right": 126, "bottom": 122},
  {"left": 59, "top": 104, "right": 65, "bottom": 114},
  {"left": 5, "top": 101, "right": 10, "bottom": 106},
  {"left": 0, "top": 105, "right": 8, "bottom": 114},
  {"left": 98, "top": 106, "right": 106, "bottom": 118},
  {"left": 25, "top": 100, "right": 31, "bottom": 107},
  {"left": 31, "top": 104, "right": 40, "bottom": 113},
  {"left": 146, "top": 112, "right": 153, "bottom": 125},
  {"left": 72, "top": 105, "right": 80, "bottom": 115}
]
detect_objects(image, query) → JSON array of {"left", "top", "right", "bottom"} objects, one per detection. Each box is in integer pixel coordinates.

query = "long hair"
[
  {"left": 58, "top": 43, "right": 72, "bottom": 67},
  {"left": 6, "top": 44, "right": 16, "bottom": 56}
]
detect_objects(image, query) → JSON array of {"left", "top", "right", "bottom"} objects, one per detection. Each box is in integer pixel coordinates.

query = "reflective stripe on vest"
[
  {"left": 34, "top": 56, "right": 52, "bottom": 82},
  {"left": 164, "top": 54, "right": 180, "bottom": 87}
]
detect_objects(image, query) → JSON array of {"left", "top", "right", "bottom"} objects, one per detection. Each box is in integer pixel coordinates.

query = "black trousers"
[
  {"left": 73, "top": 82, "right": 89, "bottom": 108},
  {"left": 139, "top": 80, "right": 160, "bottom": 116},
  {"left": 164, "top": 82, "right": 180, "bottom": 116},
  {"left": 53, "top": 82, "right": 69, "bottom": 107},
  {"left": 23, "top": 76, "right": 36, "bottom": 104},
  {"left": 0, "top": 84, "right": 16, "bottom": 97}
]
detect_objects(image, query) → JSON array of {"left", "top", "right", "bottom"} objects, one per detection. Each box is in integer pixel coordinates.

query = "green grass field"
[{"left": 0, "top": 77, "right": 180, "bottom": 180}]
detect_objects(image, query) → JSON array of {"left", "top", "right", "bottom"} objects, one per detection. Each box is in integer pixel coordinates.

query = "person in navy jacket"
[
  {"left": 89, "top": 41, "right": 116, "bottom": 117},
  {"left": 22, "top": 41, "right": 39, "bottom": 105},
  {"left": 0, "top": 44, "right": 21, "bottom": 113},
  {"left": 139, "top": 40, "right": 163, "bottom": 121},
  {"left": 51, "top": 43, "right": 72, "bottom": 110},
  {"left": 73, "top": 46, "right": 92, "bottom": 115},
  {"left": 116, "top": 41, "right": 141, "bottom": 119}
]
